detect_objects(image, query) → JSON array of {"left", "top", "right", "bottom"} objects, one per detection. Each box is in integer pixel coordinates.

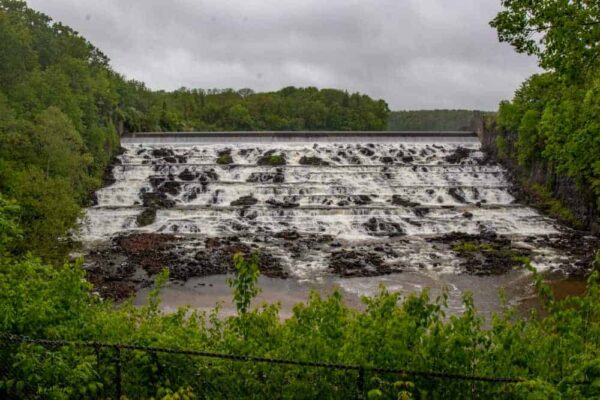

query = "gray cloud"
[{"left": 27, "top": 0, "right": 539, "bottom": 110}]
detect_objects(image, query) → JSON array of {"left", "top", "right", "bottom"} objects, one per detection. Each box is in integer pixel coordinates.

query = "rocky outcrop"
[{"left": 478, "top": 117, "right": 599, "bottom": 234}]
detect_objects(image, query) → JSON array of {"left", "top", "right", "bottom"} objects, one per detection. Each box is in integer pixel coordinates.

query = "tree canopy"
[
  {"left": 491, "top": 0, "right": 600, "bottom": 78},
  {"left": 491, "top": 0, "right": 600, "bottom": 211}
]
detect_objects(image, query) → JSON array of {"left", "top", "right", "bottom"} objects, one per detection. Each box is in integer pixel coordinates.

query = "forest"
[
  {"left": 387, "top": 109, "right": 481, "bottom": 131},
  {"left": 0, "top": 0, "right": 599, "bottom": 399},
  {"left": 490, "top": 0, "right": 600, "bottom": 217}
]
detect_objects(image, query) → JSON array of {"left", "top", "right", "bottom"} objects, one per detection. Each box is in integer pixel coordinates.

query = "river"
[{"left": 78, "top": 133, "right": 597, "bottom": 317}]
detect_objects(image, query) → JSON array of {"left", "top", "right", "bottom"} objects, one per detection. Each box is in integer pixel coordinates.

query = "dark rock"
[
  {"left": 151, "top": 149, "right": 175, "bottom": 158},
  {"left": 448, "top": 188, "right": 467, "bottom": 203},
  {"left": 247, "top": 169, "right": 285, "bottom": 183},
  {"left": 178, "top": 169, "right": 197, "bottom": 181},
  {"left": 391, "top": 195, "right": 419, "bottom": 207},
  {"left": 363, "top": 217, "right": 405, "bottom": 237},
  {"left": 352, "top": 195, "right": 372, "bottom": 206},
  {"left": 257, "top": 150, "right": 286, "bottom": 166},
  {"left": 231, "top": 195, "right": 258, "bottom": 207},
  {"left": 136, "top": 208, "right": 157, "bottom": 227},
  {"left": 329, "top": 250, "right": 391, "bottom": 277},
  {"left": 274, "top": 230, "right": 301, "bottom": 240},
  {"left": 380, "top": 156, "right": 394, "bottom": 164},
  {"left": 359, "top": 147, "right": 375, "bottom": 157},
  {"left": 299, "top": 156, "right": 329, "bottom": 166},
  {"left": 266, "top": 199, "right": 300, "bottom": 208},
  {"left": 141, "top": 191, "right": 176, "bottom": 208},
  {"left": 444, "top": 147, "right": 472, "bottom": 164}
]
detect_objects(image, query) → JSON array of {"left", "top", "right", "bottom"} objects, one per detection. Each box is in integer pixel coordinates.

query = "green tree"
[{"left": 490, "top": 0, "right": 600, "bottom": 78}]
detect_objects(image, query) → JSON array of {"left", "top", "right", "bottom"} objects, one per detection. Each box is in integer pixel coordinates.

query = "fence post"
[
  {"left": 114, "top": 346, "right": 122, "bottom": 400},
  {"left": 357, "top": 367, "right": 366, "bottom": 400}
]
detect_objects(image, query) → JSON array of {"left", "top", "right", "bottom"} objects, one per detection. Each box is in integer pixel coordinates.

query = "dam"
[{"left": 79, "top": 132, "right": 597, "bottom": 316}]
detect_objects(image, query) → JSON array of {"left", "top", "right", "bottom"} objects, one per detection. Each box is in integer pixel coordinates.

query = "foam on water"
[{"left": 80, "top": 136, "right": 571, "bottom": 299}]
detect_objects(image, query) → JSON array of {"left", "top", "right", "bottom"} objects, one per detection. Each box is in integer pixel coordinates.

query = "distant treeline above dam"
[{"left": 387, "top": 110, "right": 491, "bottom": 132}]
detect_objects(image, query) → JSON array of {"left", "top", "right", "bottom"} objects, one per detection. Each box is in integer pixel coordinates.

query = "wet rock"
[
  {"left": 192, "top": 243, "right": 286, "bottom": 278},
  {"left": 231, "top": 195, "right": 258, "bottom": 207},
  {"left": 151, "top": 148, "right": 175, "bottom": 158},
  {"left": 348, "top": 156, "right": 362, "bottom": 165},
  {"left": 329, "top": 250, "right": 391, "bottom": 277},
  {"left": 363, "top": 217, "right": 405, "bottom": 237},
  {"left": 216, "top": 154, "right": 233, "bottom": 165},
  {"left": 351, "top": 195, "right": 372, "bottom": 206},
  {"left": 414, "top": 207, "right": 430, "bottom": 217},
  {"left": 359, "top": 147, "right": 375, "bottom": 157},
  {"left": 448, "top": 188, "right": 467, "bottom": 203},
  {"left": 391, "top": 195, "right": 419, "bottom": 207},
  {"left": 299, "top": 156, "right": 329, "bottom": 166},
  {"left": 141, "top": 191, "right": 176, "bottom": 208},
  {"left": 266, "top": 199, "right": 300, "bottom": 208},
  {"left": 429, "top": 232, "right": 531, "bottom": 275},
  {"left": 247, "top": 169, "right": 285, "bottom": 183},
  {"left": 136, "top": 208, "right": 157, "bottom": 227},
  {"left": 162, "top": 181, "right": 182, "bottom": 196},
  {"left": 238, "top": 208, "right": 259, "bottom": 220},
  {"left": 444, "top": 147, "right": 473, "bottom": 164},
  {"left": 274, "top": 230, "right": 301, "bottom": 240},
  {"left": 257, "top": 150, "right": 286, "bottom": 166}
]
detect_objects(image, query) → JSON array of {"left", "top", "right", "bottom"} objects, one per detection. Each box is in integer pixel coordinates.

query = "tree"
[{"left": 490, "top": 0, "right": 600, "bottom": 78}]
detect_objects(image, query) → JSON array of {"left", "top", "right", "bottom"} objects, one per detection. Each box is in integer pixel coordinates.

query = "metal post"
[
  {"left": 357, "top": 367, "right": 366, "bottom": 400},
  {"left": 114, "top": 346, "right": 122, "bottom": 400}
]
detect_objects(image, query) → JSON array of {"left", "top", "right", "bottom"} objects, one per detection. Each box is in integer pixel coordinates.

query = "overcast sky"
[{"left": 28, "top": 0, "right": 539, "bottom": 110}]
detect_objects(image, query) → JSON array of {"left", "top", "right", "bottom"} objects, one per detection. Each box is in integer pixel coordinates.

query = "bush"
[{"left": 1, "top": 252, "right": 599, "bottom": 399}]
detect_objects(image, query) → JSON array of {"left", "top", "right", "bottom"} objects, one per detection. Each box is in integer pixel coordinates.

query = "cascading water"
[{"left": 79, "top": 134, "right": 597, "bottom": 315}]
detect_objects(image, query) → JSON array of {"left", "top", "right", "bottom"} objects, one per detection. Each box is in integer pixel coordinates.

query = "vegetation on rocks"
[{"left": 216, "top": 153, "right": 233, "bottom": 165}]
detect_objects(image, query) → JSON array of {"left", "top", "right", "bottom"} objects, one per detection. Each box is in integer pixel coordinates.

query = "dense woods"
[
  {"left": 387, "top": 109, "right": 481, "bottom": 131},
  {"left": 123, "top": 86, "right": 389, "bottom": 133},
  {"left": 490, "top": 0, "right": 600, "bottom": 221}
]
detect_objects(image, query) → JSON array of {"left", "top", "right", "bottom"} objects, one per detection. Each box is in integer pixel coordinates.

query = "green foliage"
[
  {"left": 227, "top": 252, "right": 261, "bottom": 315},
  {"left": 265, "top": 154, "right": 285, "bottom": 166},
  {"left": 490, "top": 0, "right": 600, "bottom": 78},
  {"left": 0, "top": 193, "right": 21, "bottom": 256},
  {"left": 451, "top": 242, "right": 494, "bottom": 253},
  {"left": 215, "top": 153, "right": 233, "bottom": 165},
  {"left": 1, "top": 251, "right": 600, "bottom": 398},
  {"left": 495, "top": 134, "right": 508, "bottom": 160},
  {"left": 387, "top": 109, "right": 483, "bottom": 131},
  {"left": 527, "top": 183, "right": 580, "bottom": 227},
  {"left": 120, "top": 86, "right": 389, "bottom": 133},
  {"left": 492, "top": 2, "right": 600, "bottom": 211}
]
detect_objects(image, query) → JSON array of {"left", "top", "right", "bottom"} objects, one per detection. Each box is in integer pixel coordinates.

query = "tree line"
[
  {"left": 387, "top": 109, "right": 483, "bottom": 131},
  {"left": 490, "top": 0, "right": 600, "bottom": 214}
]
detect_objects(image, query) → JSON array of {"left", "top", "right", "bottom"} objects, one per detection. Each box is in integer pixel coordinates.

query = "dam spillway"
[{"left": 79, "top": 132, "right": 597, "bottom": 314}]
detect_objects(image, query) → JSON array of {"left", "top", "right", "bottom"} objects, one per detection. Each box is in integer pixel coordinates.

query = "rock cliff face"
[{"left": 476, "top": 117, "right": 599, "bottom": 234}]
